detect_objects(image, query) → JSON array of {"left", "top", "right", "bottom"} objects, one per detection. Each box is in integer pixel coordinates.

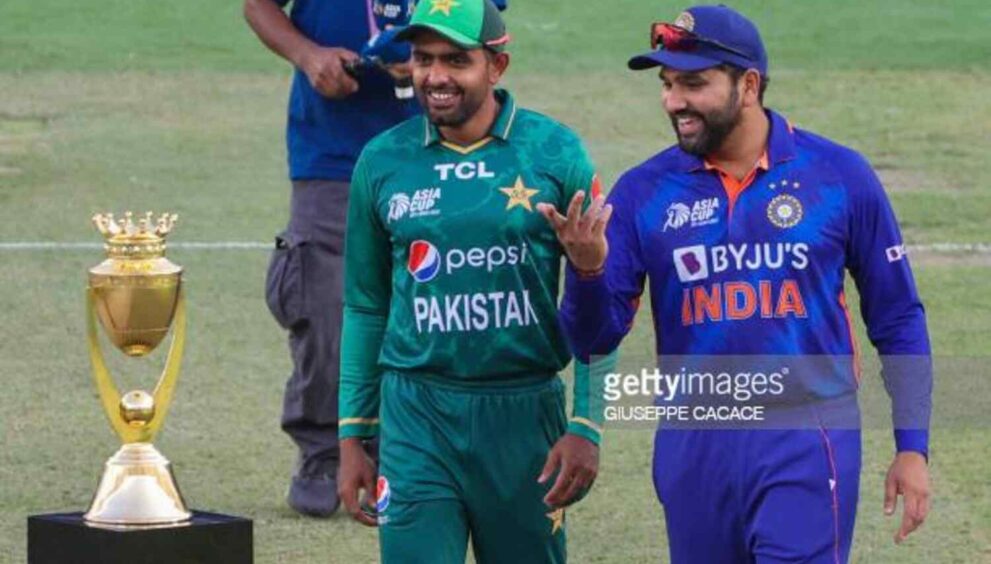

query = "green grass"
[
  {"left": 1, "top": 257, "right": 989, "bottom": 563},
  {"left": 1, "top": 0, "right": 989, "bottom": 562},
  {"left": 3, "top": 0, "right": 991, "bottom": 72}
]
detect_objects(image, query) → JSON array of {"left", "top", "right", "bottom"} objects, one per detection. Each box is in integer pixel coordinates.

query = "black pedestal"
[{"left": 27, "top": 511, "right": 252, "bottom": 564}]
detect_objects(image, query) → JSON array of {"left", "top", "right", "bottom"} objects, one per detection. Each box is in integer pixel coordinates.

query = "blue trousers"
[{"left": 653, "top": 429, "right": 861, "bottom": 564}]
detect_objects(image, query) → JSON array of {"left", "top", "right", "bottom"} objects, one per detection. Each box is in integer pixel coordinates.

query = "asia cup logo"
[
  {"left": 388, "top": 193, "right": 410, "bottom": 223},
  {"left": 376, "top": 476, "right": 391, "bottom": 513},
  {"left": 767, "top": 194, "right": 803, "bottom": 229},
  {"left": 663, "top": 203, "right": 692, "bottom": 232},
  {"left": 408, "top": 240, "right": 441, "bottom": 282}
]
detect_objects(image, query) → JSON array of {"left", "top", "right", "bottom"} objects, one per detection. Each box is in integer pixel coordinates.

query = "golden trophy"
[
  {"left": 26, "top": 215, "right": 251, "bottom": 561},
  {"left": 84, "top": 211, "right": 191, "bottom": 526}
]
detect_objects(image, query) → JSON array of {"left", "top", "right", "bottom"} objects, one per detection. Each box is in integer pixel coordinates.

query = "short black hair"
[{"left": 719, "top": 64, "right": 769, "bottom": 104}]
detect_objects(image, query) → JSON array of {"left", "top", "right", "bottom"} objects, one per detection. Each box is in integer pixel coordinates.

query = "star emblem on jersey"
[
  {"left": 546, "top": 508, "right": 565, "bottom": 535},
  {"left": 770, "top": 179, "right": 801, "bottom": 191},
  {"left": 429, "top": 0, "right": 460, "bottom": 16},
  {"left": 500, "top": 176, "right": 540, "bottom": 212},
  {"left": 767, "top": 194, "right": 803, "bottom": 228}
]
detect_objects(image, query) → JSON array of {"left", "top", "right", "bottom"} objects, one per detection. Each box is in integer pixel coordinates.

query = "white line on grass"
[
  {"left": 0, "top": 242, "right": 989, "bottom": 253},
  {"left": 0, "top": 242, "right": 271, "bottom": 250}
]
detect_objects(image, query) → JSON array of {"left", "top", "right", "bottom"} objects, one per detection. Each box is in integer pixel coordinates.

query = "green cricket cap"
[{"left": 396, "top": 0, "right": 510, "bottom": 52}]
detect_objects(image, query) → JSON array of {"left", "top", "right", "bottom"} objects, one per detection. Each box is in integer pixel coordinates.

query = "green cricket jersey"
[{"left": 339, "top": 90, "right": 607, "bottom": 442}]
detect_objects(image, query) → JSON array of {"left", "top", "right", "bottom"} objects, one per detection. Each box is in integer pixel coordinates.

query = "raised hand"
[{"left": 536, "top": 191, "right": 612, "bottom": 274}]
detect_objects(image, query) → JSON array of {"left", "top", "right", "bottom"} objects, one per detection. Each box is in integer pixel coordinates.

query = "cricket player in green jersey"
[{"left": 336, "top": 0, "right": 613, "bottom": 562}]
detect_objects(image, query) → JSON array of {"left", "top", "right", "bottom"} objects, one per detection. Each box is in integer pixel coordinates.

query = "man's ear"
[
  {"left": 489, "top": 51, "right": 510, "bottom": 84},
  {"left": 741, "top": 68, "right": 762, "bottom": 107}
]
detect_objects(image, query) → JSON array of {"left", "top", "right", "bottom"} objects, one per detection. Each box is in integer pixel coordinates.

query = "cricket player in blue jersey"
[{"left": 541, "top": 5, "right": 933, "bottom": 563}]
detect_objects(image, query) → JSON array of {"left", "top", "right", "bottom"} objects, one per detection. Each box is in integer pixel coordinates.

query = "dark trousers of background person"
[{"left": 266, "top": 180, "right": 348, "bottom": 516}]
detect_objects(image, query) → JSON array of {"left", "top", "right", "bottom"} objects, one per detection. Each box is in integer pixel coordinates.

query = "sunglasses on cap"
[{"left": 650, "top": 22, "right": 752, "bottom": 61}]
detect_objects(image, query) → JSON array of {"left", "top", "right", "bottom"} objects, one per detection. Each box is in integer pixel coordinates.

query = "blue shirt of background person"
[{"left": 274, "top": 0, "right": 420, "bottom": 181}]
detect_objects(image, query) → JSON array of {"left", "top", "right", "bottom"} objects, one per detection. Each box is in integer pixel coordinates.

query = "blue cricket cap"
[{"left": 628, "top": 5, "right": 768, "bottom": 76}]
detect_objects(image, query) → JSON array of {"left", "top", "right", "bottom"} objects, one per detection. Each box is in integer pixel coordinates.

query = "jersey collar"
[
  {"left": 423, "top": 89, "right": 518, "bottom": 148},
  {"left": 674, "top": 109, "right": 797, "bottom": 173}
]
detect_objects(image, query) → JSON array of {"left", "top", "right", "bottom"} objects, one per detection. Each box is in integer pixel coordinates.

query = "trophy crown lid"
[
  {"left": 92, "top": 212, "right": 178, "bottom": 259},
  {"left": 93, "top": 211, "right": 178, "bottom": 241}
]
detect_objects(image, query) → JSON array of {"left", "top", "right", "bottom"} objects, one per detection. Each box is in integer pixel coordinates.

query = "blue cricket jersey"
[
  {"left": 276, "top": 0, "right": 419, "bottom": 181},
  {"left": 560, "top": 110, "right": 932, "bottom": 455}
]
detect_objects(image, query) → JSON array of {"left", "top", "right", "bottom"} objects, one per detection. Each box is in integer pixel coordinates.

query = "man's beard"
[
  {"left": 417, "top": 85, "right": 487, "bottom": 128},
  {"left": 670, "top": 87, "right": 742, "bottom": 156}
]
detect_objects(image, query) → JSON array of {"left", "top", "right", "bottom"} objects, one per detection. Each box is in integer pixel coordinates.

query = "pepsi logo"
[
  {"left": 408, "top": 240, "right": 441, "bottom": 282},
  {"left": 376, "top": 476, "right": 391, "bottom": 513}
]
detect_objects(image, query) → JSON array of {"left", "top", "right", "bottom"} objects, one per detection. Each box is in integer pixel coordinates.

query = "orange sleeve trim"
[
  {"left": 590, "top": 174, "right": 603, "bottom": 198},
  {"left": 838, "top": 291, "right": 863, "bottom": 386}
]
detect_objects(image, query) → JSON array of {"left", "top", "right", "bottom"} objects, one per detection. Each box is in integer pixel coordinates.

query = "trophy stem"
[
  {"left": 84, "top": 442, "right": 191, "bottom": 526},
  {"left": 151, "top": 286, "right": 186, "bottom": 431},
  {"left": 86, "top": 287, "right": 186, "bottom": 444}
]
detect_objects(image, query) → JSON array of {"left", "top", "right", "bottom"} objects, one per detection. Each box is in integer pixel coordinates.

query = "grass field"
[{"left": 1, "top": 0, "right": 989, "bottom": 562}]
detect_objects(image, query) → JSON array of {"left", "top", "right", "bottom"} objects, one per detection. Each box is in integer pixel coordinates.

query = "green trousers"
[{"left": 376, "top": 371, "right": 568, "bottom": 564}]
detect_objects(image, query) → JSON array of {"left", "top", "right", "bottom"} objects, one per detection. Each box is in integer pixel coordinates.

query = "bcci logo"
[{"left": 767, "top": 195, "right": 803, "bottom": 229}]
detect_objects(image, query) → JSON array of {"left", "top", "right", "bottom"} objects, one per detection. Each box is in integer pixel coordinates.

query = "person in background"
[{"left": 244, "top": 0, "right": 419, "bottom": 517}]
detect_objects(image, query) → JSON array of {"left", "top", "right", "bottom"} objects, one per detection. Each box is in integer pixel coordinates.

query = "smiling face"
[
  {"left": 660, "top": 66, "right": 745, "bottom": 156},
  {"left": 411, "top": 32, "right": 508, "bottom": 128}
]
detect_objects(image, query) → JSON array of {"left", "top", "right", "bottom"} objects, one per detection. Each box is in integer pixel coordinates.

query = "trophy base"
[
  {"left": 85, "top": 442, "right": 191, "bottom": 525},
  {"left": 27, "top": 511, "right": 252, "bottom": 564}
]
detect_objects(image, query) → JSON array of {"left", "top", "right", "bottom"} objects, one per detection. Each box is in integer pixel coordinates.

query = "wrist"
[
  {"left": 341, "top": 437, "right": 367, "bottom": 450},
  {"left": 894, "top": 429, "right": 928, "bottom": 460},
  {"left": 567, "top": 419, "right": 602, "bottom": 446},
  {"left": 570, "top": 261, "right": 604, "bottom": 279},
  {"left": 292, "top": 41, "right": 319, "bottom": 72},
  {"left": 896, "top": 450, "right": 928, "bottom": 464}
]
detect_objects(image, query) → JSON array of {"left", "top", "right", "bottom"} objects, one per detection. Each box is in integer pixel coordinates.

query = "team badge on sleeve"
[
  {"left": 886, "top": 244, "right": 907, "bottom": 263},
  {"left": 767, "top": 194, "right": 803, "bottom": 228}
]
